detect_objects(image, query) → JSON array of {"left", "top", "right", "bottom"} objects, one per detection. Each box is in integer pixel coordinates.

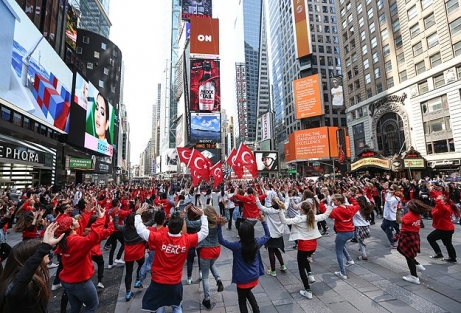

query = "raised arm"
[{"left": 255, "top": 198, "right": 279, "bottom": 214}]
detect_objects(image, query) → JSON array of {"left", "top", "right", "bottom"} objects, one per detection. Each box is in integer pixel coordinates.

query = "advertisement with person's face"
[
  {"left": 83, "top": 82, "right": 115, "bottom": 157},
  {"left": 182, "top": 0, "right": 212, "bottom": 19},
  {"left": 190, "top": 59, "right": 220, "bottom": 112},
  {"left": 0, "top": 0, "right": 72, "bottom": 132},
  {"left": 331, "top": 77, "right": 344, "bottom": 108},
  {"left": 255, "top": 151, "right": 279, "bottom": 172}
]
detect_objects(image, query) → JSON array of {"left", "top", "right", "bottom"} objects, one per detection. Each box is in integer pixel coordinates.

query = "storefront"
[
  {"left": 350, "top": 146, "right": 390, "bottom": 177},
  {"left": 401, "top": 147, "right": 427, "bottom": 180},
  {"left": 427, "top": 159, "right": 461, "bottom": 177}
]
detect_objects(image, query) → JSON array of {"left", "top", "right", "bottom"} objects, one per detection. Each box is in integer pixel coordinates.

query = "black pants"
[
  {"left": 53, "top": 254, "right": 63, "bottom": 285},
  {"left": 92, "top": 255, "right": 105, "bottom": 283},
  {"left": 218, "top": 202, "right": 225, "bottom": 216},
  {"left": 317, "top": 220, "right": 328, "bottom": 232},
  {"left": 237, "top": 286, "right": 260, "bottom": 313},
  {"left": 125, "top": 257, "right": 145, "bottom": 292},
  {"left": 406, "top": 257, "right": 417, "bottom": 277},
  {"left": 109, "top": 232, "right": 125, "bottom": 265},
  {"left": 268, "top": 247, "right": 284, "bottom": 271},
  {"left": 195, "top": 194, "right": 201, "bottom": 205},
  {"left": 227, "top": 208, "right": 234, "bottom": 229},
  {"left": 427, "top": 229, "right": 456, "bottom": 259},
  {"left": 0, "top": 242, "right": 11, "bottom": 261},
  {"left": 297, "top": 250, "right": 314, "bottom": 290}
]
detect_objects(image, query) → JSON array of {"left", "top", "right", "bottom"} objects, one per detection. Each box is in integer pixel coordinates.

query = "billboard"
[
  {"left": 182, "top": 0, "right": 213, "bottom": 20},
  {"left": 190, "top": 113, "right": 221, "bottom": 144},
  {"left": 69, "top": 157, "right": 92, "bottom": 170},
  {"left": 75, "top": 76, "right": 116, "bottom": 157},
  {"left": 197, "top": 148, "right": 221, "bottom": 164},
  {"left": 331, "top": 77, "right": 344, "bottom": 108},
  {"left": 260, "top": 112, "right": 272, "bottom": 142},
  {"left": 162, "top": 148, "right": 178, "bottom": 172},
  {"left": 190, "top": 17, "right": 220, "bottom": 57},
  {"left": 294, "top": 74, "right": 323, "bottom": 119},
  {"left": 255, "top": 151, "right": 279, "bottom": 172},
  {"left": 294, "top": 127, "right": 330, "bottom": 160},
  {"left": 292, "top": 0, "right": 312, "bottom": 58},
  {"left": 190, "top": 59, "right": 220, "bottom": 112},
  {"left": 0, "top": 0, "right": 72, "bottom": 132}
]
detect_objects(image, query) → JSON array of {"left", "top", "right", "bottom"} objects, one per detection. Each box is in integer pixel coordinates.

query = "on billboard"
[
  {"left": 255, "top": 151, "right": 279, "bottom": 172},
  {"left": 292, "top": 0, "right": 312, "bottom": 58},
  {"left": 182, "top": 0, "right": 212, "bottom": 20},
  {"left": 190, "top": 113, "right": 221, "bottom": 144},
  {"left": 331, "top": 77, "right": 344, "bottom": 108},
  {"left": 190, "top": 59, "right": 220, "bottom": 112},
  {"left": 0, "top": 0, "right": 72, "bottom": 132},
  {"left": 294, "top": 74, "right": 323, "bottom": 119},
  {"left": 80, "top": 78, "right": 116, "bottom": 157},
  {"left": 190, "top": 17, "right": 219, "bottom": 57},
  {"left": 260, "top": 112, "right": 272, "bottom": 142}
]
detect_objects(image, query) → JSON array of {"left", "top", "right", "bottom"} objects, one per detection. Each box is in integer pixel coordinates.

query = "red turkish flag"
[
  {"left": 226, "top": 148, "right": 244, "bottom": 178},
  {"left": 209, "top": 161, "right": 224, "bottom": 188},
  {"left": 235, "top": 144, "right": 258, "bottom": 178},
  {"left": 338, "top": 145, "right": 346, "bottom": 164},
  {"left": 188, "top": 149, "right": 210, "bottom": 183},
  {"left": 177, "top": 147, "right": 193, "bottom": 165}
]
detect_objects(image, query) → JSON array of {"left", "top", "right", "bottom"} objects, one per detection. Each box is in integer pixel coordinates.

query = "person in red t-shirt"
[
  {"left": 396, "top": 200, "right": 432, "bottom": 284},
  {"left": 134, "top": 205, "right": 209, "bottom": 312}
]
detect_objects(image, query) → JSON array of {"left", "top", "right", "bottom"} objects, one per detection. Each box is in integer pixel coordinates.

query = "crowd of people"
[{"left": 0, "top": 173, "right": 458, "bottom": 312}]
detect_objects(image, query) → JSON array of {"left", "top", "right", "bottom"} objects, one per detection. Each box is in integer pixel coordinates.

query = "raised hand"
[{"left": 43, "top": 222, "right": 65, "bottom": 246}]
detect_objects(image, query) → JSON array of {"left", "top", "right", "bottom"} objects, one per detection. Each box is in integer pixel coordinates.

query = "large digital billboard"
[
  {"left": 292, "top": 0, "right": 312, "bottom": 58},
  {"left": 294, "top": 74, "right": 323, "bottom": 119},
  {"left": 190, "top": 113, "right": 221, "bottom": 144},
  {"left": 190, "top": 17, "right": 220, "bottom": 57},
  {"left": 182, "top": 0, "right": 212, "bottom": 20},
  {"left": 0, "top": 0, "right": 73, "bottom": 132},
  {"left": 190, "top": 59, "right": 220, "bottom": 112},
  {"left": 254, "top": 151, "right": 279, "bottom": 172}
]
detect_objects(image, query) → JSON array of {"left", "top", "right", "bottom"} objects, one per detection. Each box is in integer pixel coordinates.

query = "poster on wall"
[
  {"left": 83, "top": 82, "right": 116, "bottom": 157},
  {"left": 190, "top": 113, "right": 221, "bottom": 143},
  {"left": 181, "top": 0, "right": 212, "bottom": 20},
  {"left": 254, "top": 151, "right": 279, "bottom": 172},
  {"left": 0, "top": 0, "right": 73, "bottom": 132},
  {"left": 190, "top": 59, "right": 220, "bottom": 112}
]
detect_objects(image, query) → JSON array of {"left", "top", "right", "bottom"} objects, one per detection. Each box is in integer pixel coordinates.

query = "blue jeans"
[
  {"left": 335, "top": 231, "right": 354, "bottom": 275},
  {"left": 381, "top": 218, "right": 399, "bottom": 244},
  {"left": 187, "top": 247, "right": 200, "bottom": 278},
  {"left": 139, "top": 250, "right": 155, "bottom": 282},
  {"left": 200, "top": 257, "right": 221, "bottom": 301},
  {"left": 156, "top": 304, "right": 182, "bottom": 313},
  {"left": 61, "top": 279, "right": 99, "bottom": 313}
]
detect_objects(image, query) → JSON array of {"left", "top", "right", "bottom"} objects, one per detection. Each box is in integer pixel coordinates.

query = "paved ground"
[{"left": 5, "top": 197, "right": 461, "bottom": 312}]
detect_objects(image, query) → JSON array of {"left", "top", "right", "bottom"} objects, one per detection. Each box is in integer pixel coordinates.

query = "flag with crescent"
[
  {"left": 338, "top": 144, "right": 346, "bottom": 164},
  {"left": 188, "top": 149, "right": 210, "bottom": 183},
  {"left": 235, "top": 143, "right": 258, "bottom": 178},
  {"left": 226, "top": 147, "right": 244, "bottom": 178},
  {"left": 209, "top": 161, "right": 224, "bottom": 188},
  {"left": 177, "top": 147, "right": 193, "bottom": 165}
]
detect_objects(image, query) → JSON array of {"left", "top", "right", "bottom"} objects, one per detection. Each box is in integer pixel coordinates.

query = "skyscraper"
[
  {"left": 339, "top": 0, "right": 461, "bottom": 172},
  {"left": 76, "top": 0, "right": 112, "bottom": 38}
]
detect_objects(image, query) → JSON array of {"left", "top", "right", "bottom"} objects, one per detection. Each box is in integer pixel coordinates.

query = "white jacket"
[
  {"left": 353, "top": 210, "right": 370, "bottom": 227},
  {"left": 255, "top": 200, "right": 284, "bottom": 238},
  {"left": 278, "top": 206, "right": 333, "bottom": 242}
]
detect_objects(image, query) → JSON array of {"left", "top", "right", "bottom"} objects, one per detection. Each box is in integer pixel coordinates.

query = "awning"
[{"left": 350, "top": 157, "right": 390, "bottom": 172}]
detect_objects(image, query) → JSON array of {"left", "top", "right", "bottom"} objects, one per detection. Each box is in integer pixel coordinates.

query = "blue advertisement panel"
[
  {"left": 0, "top": 0, "right": 73, "bottom": 132},
  {"left": 190, "top": 113, "right": 221, "bottom": 144}
]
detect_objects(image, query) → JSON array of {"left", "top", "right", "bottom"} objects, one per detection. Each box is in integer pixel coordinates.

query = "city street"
[{"left": 5, "top": 196, "right": 461, "bottom": 313}]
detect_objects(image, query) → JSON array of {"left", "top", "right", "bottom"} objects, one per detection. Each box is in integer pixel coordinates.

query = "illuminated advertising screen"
[
  {"left": 196, "top": 148, "right": 221, "bottom": 164},
  {"left": 182, "top": 0, "right": 212, "bottom": 20},
  {"left": 331, "top": 77, "right": 344, "bottom": 108},
  {"left": 190, "top": 59, "right": 220, "bottom": 112},
  {"left": 83, "top": 82, "right": 115, "bottom": 156},
  {"left": 294, "top": 74, "right": 323, "bottom": 119},
  {"left": 190, "top": 17, "right": 220, "bottom": 57},
  {"left": 0, "top": 0, "right": 72, "bottom": 132},
  {"left": 162, "top": 148, "right": 178, "bottom": 172},
  {"left": 254, "top": 151, "right": 279, "bottom": 172},
  {"left": 292, "top": 0, "right": 312, "bottom": 58},
  {"left": 190, "top": 113, "right": 221, "bottom": 144}
]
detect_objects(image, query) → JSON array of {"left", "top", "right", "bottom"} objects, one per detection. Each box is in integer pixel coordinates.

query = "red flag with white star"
[
  {"left": 188, "top": 149, "right": 210, "bottom": 183},
  {"left": 235, "top": 143, "right": 258, "bottom": 178},
  {"left": 177, "top": 147, "right": 193, "bottom": 165},
  {"left": 226, "top": 148, "right": 244, "bottom": 178},
  {"left": 209, "top": 161, "right": 224, "bottom": 188}
]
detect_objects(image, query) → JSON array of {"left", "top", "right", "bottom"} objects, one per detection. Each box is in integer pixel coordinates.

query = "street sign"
[{"left": 288, "top": 169, "right": 297, "bottom": 174}]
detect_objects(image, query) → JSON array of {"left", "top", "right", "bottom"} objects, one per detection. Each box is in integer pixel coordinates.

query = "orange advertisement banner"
[
  {"left": 293, "top": 127, "right": 330, "bottom": 160},
  {"left": 190, "top": 17, "right": 220, "bottom": 56},
  {"left": 345, "top": 135, "right": 351, "bottom": 157},
  {"left": 292, "top": 0, "right": 311, "bottom": 57},
  {"left": 328, "top": 127, "right": 339, "bottom": 157},
  {"left": 294, "top": 74, "right": 323, "bottom": 119}
]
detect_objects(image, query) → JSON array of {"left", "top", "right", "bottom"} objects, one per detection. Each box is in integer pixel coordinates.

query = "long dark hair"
[
  {"left": 356, "top": 196, "right": 374, "bottom": 220},
  {"left": 238, "top": 221, "right": 258, "bottom": 264},
  {"left": 0, "top": 240, "right": 50, "bottom": 312},
  {"left": 125, "top": 213, "right": 136, "bottom": 231}
]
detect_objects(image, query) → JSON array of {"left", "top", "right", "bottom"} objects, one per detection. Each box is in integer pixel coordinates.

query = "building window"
[
  {"left": 1, "top": 107, "right": 11, "bottom": 121},
  {"left": 427, "top": 32, "right": 439, "bottom": 48},
  {"left": 424, "top": 13, "right": 436, "bottom": 29},
  {"left": 348, "top": 14, "right": 353, "bottom": 23},
  {"left": 98, "top": 80, "right": 104, "bottom": 88},
  {"left": 410, "top": 23, "right": 420, "bottom": 39},
  {"left": 419, "top": 81, "right": 429, "bottom": 94},
  {"left": 379, "top": 13, "right": 386, "bottom": 25},
  {"left": 365, "top": 73, "right": 371, "bottom": 84},
  {"left": 371, "top": 37, "right": 377, "bottom": 48},
  {"left": 377, "top": 0, "right": 384, "bottom": 9},
  {"left": 359, "top": 17, "right": 364, "bottom": 28},
  {"left": 373, "top": 52, "right": 379, "bottom": 63},
  {"left": 94, "top": 51, "right": 100, "bottom": 59},
  {"left": 399, "top": 70, "right": 408, "bottom": 82},
  {"left": 374, "top": 67, "right": 381, "bottom": 78},
  {"left": 362, "top": 44, "right": 368, "bottom": 55},
  {"left": 383, "top": 44, "right": 390, "bottom": 56},
  {"left": 397, "top": 52, "right": 405, "bottom": 66},
  {"left": 457, "top": 66, "right": 461, "bottom": 79},
  {"left": 104, "top": 67, "right": 109, "bottom": 75},
  {"left": 367, "top": 88, "right": 373, "bottom": 98},
  {"left": 361, "top": 31, "right": 366, "bottom": 41},
  {"left": 394, "top": 36, "right": 403, "bottom": 49},
  {"left": 12, "top": 112, "right": 21, "bottom": 126},
  {"left": 433, "top": 74, "right": 445, "bottom": 88},
  {"left": 447, "top": 0, "right": 459, "bottom": 14},
  {"left": 376, "top": 82, "right": 383, "bottom": 93},
  {"left": 82, "top": 36, "right": 89, "bottom": 44},
  {"left": 369, "top": 22, "right": 375, "bottom": 33},
  {"left": 357, "top": 3, "right": 363, "bottom": 13},
  {"left": 76, "top": 47, "right": 82, "bottom": 54},
  {"left": 86, "top": 62, "right": 93, "bottom": 69},
  {"left": 101, "top": 42, "right": 107, "bottom": 50},
  {"left": 381, "top": 29, "right": 388, "bottom": 40},
  {"left": 413, "top": 42, "right": 423, "bottom": 56},
  {"left": 385, "top": 60, "right": 392, "bottom": 72},
  {"left": 368, "top": 8, "right": 374, "bottom": 19},
  {"left": 421, "top": 0, "right": 433, "bottom": 10},
  {"left": 387, "top": 77, "right": 394, "bottom": 88},
  {"left": 450, "top": 17, "right": 461, "bottom": 36},
  {"left": 355, "top": 80, "right": 361, "bottom": 89},
  {"left": 454, "top": 41, "right": 461, "bottom": 56},
  {"left": 363, "top": 59, "right": 370, "bottom": 69},
  {"left": 393, "top": 19, "right": 400, "bottom": 32},
  {"left": 346, "top": 57, "right": 351, "bottom": 67},
  {"left": 415, "top": 61, "right": 426, "bottom": 75},
  {"left": 430, "top": 53, "right": 442, "bottom": 68},
  {"left": 350, "top": 97, "right": 355, "bottom": 106},
  {"left": 424, "top": 117, "right": 450, "bottom": 134},
  {"left": 421, "top": 94, "right": 448, "bottom": 114},
  {"left": 408, "top": 5, "right": 417, "bottom": 20}
]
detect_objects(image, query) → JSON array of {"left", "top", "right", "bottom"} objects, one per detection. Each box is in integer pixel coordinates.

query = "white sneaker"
[
  {"left": 187, "top": 278, "right": 192, "bottom": 285},
  {"left": 416, "top": 264, "right": 426, "bottom": 271},
  {"left": 345, "top": 260, "right": 355, "bottom": 266},
  {"left": 402, "top": 275, "right": 420, "bottom": 285},
  {"left": 97, "top": 282, "right": 104, "bottom": 289},
  {"left": 47, "top": 263, "right": 58, "bottom": 269},
  {"left": 299, "top": 289, "right": 313, "bottom": 299},
  {"left": 115, "top": 259, "right": 125, "bottom": 264},
  {"left": 51, "top": 283, "right": 62, "bottom": 291},
  {"left": 308, "top": 274, "right": 316, "bottom": 284},
  {"left": 108, "top": 264, "right": 114, "bottom": 269},
  {"left": 334, "top": 271, "right": 348, "bottom": 280},
  {"left": 199, "top": 271, "right": 203, "bottom": 280}
]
